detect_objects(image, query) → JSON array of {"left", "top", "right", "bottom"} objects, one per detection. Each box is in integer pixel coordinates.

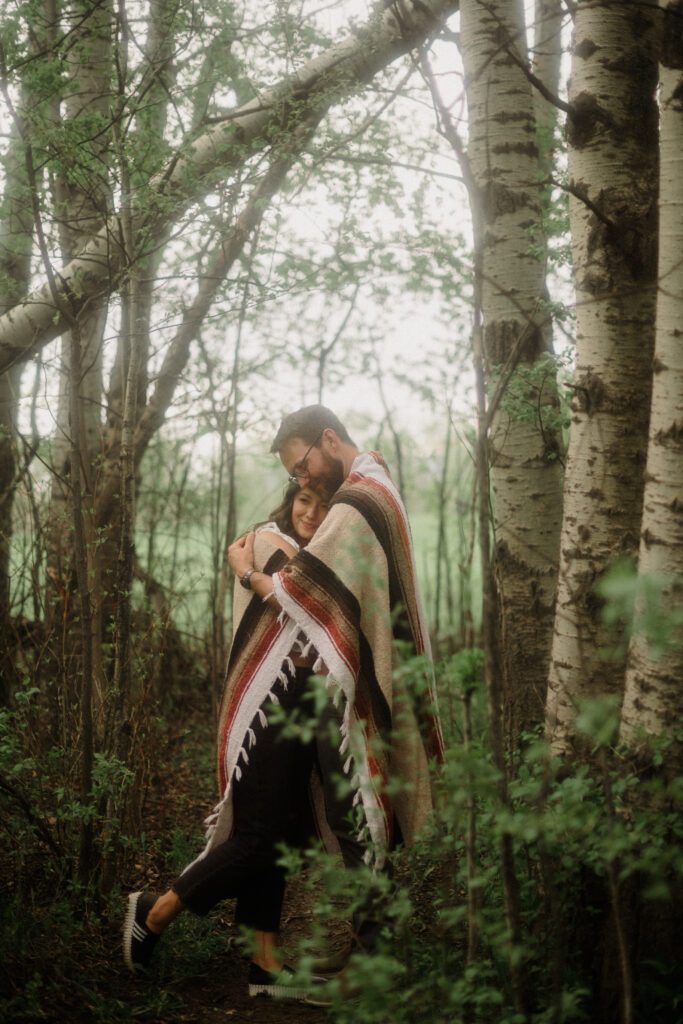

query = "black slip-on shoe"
[
  {"left": 123, "top": 891, "right": 160, "bottom": 973},
  {"left": 247, "top": 962, "right": 328, "bottom": 1001}
]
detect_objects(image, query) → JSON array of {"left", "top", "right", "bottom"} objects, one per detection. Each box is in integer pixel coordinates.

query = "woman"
[
  {"left": 123, "top": 483, "right": 330, "bottom": 999},
  {"left": 259, "top": 479, "right": 329, "bottom": 549}
]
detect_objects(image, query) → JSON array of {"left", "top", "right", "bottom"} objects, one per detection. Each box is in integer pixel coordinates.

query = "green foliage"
[
  {"left": 274, "top": 656, "right": 683, "bottom": 1024},
  {"left": 2, "top": 652, "right": 681, "bottom": 1022},
  {"left": 491, "top": 350, "right": 572, "bottom": 454},
  {"left": 598, "top": 558, "right": 683, "bottom": 657}
]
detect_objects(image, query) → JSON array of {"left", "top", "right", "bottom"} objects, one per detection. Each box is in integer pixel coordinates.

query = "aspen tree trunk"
[
  {"left": 459, "top": 0, "right": 563, "bottom": 744},
  {"left": 0, "top": 365, "right": 22, "bottom": 706},
  {"left": 532, "top": 0, "right": 563, "bottom": 358},
  {"left": 532, "top": 0, "right": 563, "bottom": 177},
  {"left": 545, "top": 4, "right": 659, "bottom": 753},
  {"left": 44, "top": 0, "right": 113, "bottom": 727},
  {"left": 0, "top": 99, "right": 35, "bottom": 704},
  {"left": 472, "top": 216, "right": 530, "bottom": 1020},
  {"left": 106, "top": 0, "right": 178, "bottom": 431},
  {"left": 620, "top": 2, "right": 683, "bottom": 772}
]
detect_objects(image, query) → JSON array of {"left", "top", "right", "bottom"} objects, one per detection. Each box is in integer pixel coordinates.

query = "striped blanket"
[
  {"left": 273, "top": 451, "right": 443, "bottom": 861},
  {"left": 198, "top": 451, "right": 443, "bottom": 868}
]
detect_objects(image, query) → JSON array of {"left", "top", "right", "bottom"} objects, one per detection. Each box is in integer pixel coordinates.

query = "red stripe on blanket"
[
  {"left": 345, "top": 473, "right": 425, "bottom": 653},
  {"left": 280, "top": 574, "right": 360, "bottom": 679},
  {"left": 218, "top": 617, "right": 286, "bottom": 790},
  {"left": 345, "top": 470, "right": 444, "bottom": 763},
  {"left": 350, "top": 705, "right": 391, "bottom": 844},
  {"left": 348, "top": 474, "right": 414, "bottom": 563}
]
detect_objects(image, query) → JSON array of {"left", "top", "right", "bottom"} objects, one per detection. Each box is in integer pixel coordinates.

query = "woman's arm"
[
  {"left": 228, "top": 532, "right": 282, "bottom": 607},
  {"left": 259, "top": 530, "right": 297, "bottom": 560}
]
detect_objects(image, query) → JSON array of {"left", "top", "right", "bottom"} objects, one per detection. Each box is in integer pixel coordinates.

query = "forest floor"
[
  {"left": 110, "top": 705, "right": 333, "bottom": 1024},
  {"left": 3, "top": 702, "right": 341, "bottom": 1024}
]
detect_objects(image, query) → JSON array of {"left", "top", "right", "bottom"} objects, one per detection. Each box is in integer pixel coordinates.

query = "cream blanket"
[
  {"left": 191, "top": 452, "right": 442, "bottom": 870},
  {"left": 272, "top": 451, "right": 443, "bottom": 861}
]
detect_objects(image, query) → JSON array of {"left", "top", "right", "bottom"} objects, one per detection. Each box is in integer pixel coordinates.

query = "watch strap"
[{"left": 240, "top": 568, "right": 256, "bottom": 590}]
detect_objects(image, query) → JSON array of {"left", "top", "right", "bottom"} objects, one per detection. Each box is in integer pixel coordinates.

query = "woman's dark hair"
[{"left": 258, "top": 480, "right": 301, "bottom": 539}]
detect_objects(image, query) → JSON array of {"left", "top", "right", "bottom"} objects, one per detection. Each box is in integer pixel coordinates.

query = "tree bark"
[
  {"left": 458, "top": 0, "right": 563, "bottom": 744},
  {"left": 620, "top": 1, "right": 683, "bottom": 772},
  {"left": 0, "top": 89, "right": 35, "bottom": 704},
  {"left": 545, "top": 2, "right": 659, "bottom": 753},
  {"left": 532, "top": 0, "right": 563, "bottom": 178},
  {"left": 0, "top": 0, "right": 459, "bottom": 371},
  {"left": 472, "top": 206, "right": 530, "bottom": 1022},
  {"left": 43, "top": 0, "right": 113, "bottom": 725}
]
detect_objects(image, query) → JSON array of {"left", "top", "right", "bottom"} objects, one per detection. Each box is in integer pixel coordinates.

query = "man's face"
[{"left": 280, "top": 434, "right": 346, "bottom": 495}]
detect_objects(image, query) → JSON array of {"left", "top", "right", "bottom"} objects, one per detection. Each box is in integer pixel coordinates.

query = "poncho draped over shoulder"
[
  {"left": 195, "top": 452, "right": 443, "bottom": 869},
  {"left": 272, "top": 451, "right": 443, "bottom": 857}
]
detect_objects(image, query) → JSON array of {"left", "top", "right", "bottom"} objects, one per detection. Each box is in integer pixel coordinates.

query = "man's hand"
[{"left": 228, "top": 532, "right": 255, "bottom": 576}]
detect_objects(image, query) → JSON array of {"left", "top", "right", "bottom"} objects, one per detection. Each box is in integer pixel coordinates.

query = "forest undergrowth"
[
  {"left": 1, "top": 652, "right": 682, "bottom": 1024},
  {"left": 0, "top": 694, "right": 329, "bottom": 1024}
]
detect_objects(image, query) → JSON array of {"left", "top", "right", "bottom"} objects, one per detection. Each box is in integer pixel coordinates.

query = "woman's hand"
[{"left": 228, "top": 531, "right": 255, "bottom": 576}]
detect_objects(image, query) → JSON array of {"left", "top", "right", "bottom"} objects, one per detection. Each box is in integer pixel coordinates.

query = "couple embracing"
[{"left": 123, "top": 405, "right": 443, "bottom": 1004}]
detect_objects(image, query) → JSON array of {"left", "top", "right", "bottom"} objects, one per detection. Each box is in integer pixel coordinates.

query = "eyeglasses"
[{"left": 287, "top": 431, "right": 324, "bottom": 485}]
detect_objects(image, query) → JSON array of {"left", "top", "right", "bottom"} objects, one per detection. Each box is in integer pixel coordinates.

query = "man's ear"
[{"left": 323, "top": 427, "right": 338, "bottom": 450}]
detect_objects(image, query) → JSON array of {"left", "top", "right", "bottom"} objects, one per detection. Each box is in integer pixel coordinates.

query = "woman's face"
[{"left": 291, "top": 487, "right": 329, "bottom": 543}]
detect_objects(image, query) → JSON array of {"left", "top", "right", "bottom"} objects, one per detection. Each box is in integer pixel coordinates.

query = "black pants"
[
  {"left": 173, "top": 668, "right": 313, "bottom": 931},
  {"left": 173, "top": 667, "right": 382, "bottom": 939}
]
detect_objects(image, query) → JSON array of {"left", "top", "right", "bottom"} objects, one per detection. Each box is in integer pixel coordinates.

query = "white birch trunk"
[
  {"left": 532, "top": 0, "right": 563, "bottom": 175},
  {"left": 0, "top": 87, "right": 35, "bottom": 702},
  {"left": 620, "top": 3, "right": 683, "bottom": 768},
  {"left": 0, "top": 0, "right": 458, "bottom": 371},
  {"left": 546, "top": 3, "right": 659, "bottom": 753},
  {"left": 51, "top": 0, "right": 111, "bottom": 482},
  {"left": 460, "top": 0, "right": 563, "bottom": 741},
  {"left": 44, "top": 0, "right": 112, "bottom": 715}
]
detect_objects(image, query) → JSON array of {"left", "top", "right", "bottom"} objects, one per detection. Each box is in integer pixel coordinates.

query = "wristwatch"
[{"left": 240, "top": 568, "right": 256, "bottom": 590}]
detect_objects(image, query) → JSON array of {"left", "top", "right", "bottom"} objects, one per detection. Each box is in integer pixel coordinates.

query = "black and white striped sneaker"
[
  {"left": 247, "top": 962, "right": 328, "bottom": 1001},
  {"left": 123, "top": 891, "right": 160, "bottom": 972}
]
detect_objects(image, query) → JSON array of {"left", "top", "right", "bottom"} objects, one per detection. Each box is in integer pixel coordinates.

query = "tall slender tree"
[
  {"left": 545, "top": 2, "right": 659, "bottom": 754},
  {"left": 620, "top": 0, "right": 683, "bottom": 772},
  {"left": 458, "top": 0, "right": 563, "bottom": 744},
  {"left": 0, "top": 81, "right": 36, "bottom": 703}
]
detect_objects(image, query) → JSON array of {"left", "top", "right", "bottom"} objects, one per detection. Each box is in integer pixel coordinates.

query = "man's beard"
[{"left": 313, "top": 451, "right": 346, "bottom": 496}]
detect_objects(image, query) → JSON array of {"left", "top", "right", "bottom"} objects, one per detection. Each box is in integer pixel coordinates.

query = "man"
[{"left": 230, "top": 405, "right": 444, "bottom": 979}]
